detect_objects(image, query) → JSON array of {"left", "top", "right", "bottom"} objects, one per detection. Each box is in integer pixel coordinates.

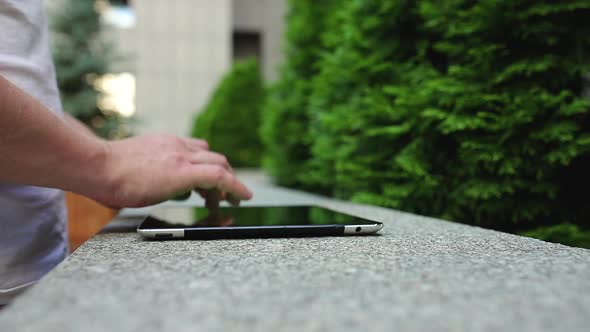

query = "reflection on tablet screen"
[{"left": 144, "top": 206, "right": 376, "bottom": 228}]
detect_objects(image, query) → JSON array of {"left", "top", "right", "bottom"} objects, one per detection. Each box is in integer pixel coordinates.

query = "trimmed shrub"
[
  {"left": 260, "top": 0, "right": 338, "bottom": 189},
  {"left": 266, "top": 0, "right": 590, "bottom": 236},
  {"left": 192, "top": 59, "right": 264, "bottom": 167}
]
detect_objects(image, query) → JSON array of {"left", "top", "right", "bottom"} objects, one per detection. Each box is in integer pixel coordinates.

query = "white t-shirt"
[{"left": 0, "top": 0, "right": 68, "bottom": 304}]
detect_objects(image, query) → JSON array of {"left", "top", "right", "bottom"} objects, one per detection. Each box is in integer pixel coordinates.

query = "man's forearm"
[
  {"left": 63, "top": 113, "right": 97, "bottom": 138},
  {"left": 0, "top": 74, "right": 108, "bottom": 194}
]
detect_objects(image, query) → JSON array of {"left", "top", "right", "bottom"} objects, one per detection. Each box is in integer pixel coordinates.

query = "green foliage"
[
  {"left": 192, "top": 59, "right": 265, "bottom": 167},
  {"left": 260, "top": 0, "right": 338, "bottom": 189},
  {"left": 50, "top": 0, "right": 129, "bottom": 139},
  {"left": 521, "top": 224, "right": 590, "bottom": 249},
  {"left": 308, "top": 0, "right": 426, "bottom": 197},
  {"left": 263, "top": 0, "right": 590, "bottom": 242}
]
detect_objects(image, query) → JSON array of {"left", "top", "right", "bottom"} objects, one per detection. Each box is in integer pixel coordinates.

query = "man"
[{"left": 0, "top": 0, "right": 252, "bottom": 305}]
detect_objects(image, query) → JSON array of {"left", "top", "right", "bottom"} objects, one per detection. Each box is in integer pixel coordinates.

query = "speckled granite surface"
[{"left": 1, "top": 171, "right": 589, "bottom": 332}]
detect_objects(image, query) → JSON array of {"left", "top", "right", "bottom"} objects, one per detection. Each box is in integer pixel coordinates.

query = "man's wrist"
[{"left": 63, "top": 137, "right": 115, "bottom": 203}]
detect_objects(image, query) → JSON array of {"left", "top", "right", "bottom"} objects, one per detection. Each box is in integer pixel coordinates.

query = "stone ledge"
[{"left": 1, "top": 171, "right": 589, "bottom": 332}]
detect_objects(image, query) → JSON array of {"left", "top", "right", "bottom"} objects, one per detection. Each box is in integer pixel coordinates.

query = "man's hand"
[
  {"left": 86, "top": 134, "right": 252, "bottom": 208},
  {"left": 0, "top": 74, "right": 250, "bottom": 209}
]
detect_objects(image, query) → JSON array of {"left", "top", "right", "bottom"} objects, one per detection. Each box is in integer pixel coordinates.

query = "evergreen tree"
[
  {"left": 410, "top": 0, "right": 590, "bottom": 229},
  {"left": 51, "top": 0, "right": 129, "bottom": 139},
  {"left": 260, "top": 0, "right": 338, "bottom": 189},
  {"left": 307, "top": 0, "right": 425, "bottom": 198},
  {"left": 264, "top": 0, "right": 590, "bottom": 238}
]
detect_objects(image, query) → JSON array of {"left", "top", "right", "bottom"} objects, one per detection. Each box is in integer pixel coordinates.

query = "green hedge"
[
  {"left": 262, "top": 0, "right": 590, "bottom": 237},
  {"left": 192, "top": 59, "right": 264, "bottom": 167},
  {"left": 521, "top": 224, "right": 590, "bottom": 249},
  {"left": 260, "top": 0, "right": 338, "bottom": 189}
]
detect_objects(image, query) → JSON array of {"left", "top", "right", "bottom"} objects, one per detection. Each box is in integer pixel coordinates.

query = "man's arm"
[
  {"left": 63, "top": 113, "right": 96, "bottom": 138},
  {"left": 0, "top": 74, "right": 252, "bottom": 208}
]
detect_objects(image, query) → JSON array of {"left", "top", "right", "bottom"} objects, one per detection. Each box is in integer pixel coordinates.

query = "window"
[
  {"left": 232, "top": 31, "right": 262, "bottom": 62},
  {"left": 109, "top": 0, "right": 130, "bottom": 6},
  {"left": 97, "top": 0, "right": 136, "bottom": 29}
]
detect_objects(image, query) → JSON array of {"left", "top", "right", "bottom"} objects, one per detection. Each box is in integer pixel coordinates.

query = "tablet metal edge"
[
  {"left": 343, "top": 223, "right": 383, "bottom": 235},
  {"left": 137, "top": 228, "right": 185, "bottom": 239}
]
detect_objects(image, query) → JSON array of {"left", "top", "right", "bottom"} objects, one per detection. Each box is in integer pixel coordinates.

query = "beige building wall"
[
  {"left": 105, "top": 0, "right": 286, "bottom": 137},
  {"left": 133, "top": 0, "right": 232, "bottom": 136},
  {"left": 233, "top": 0, "right": 287, "bottom": 81}
]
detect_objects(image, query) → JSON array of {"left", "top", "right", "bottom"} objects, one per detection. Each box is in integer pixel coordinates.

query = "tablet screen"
[{"left": 139, "top": 206, "right": 378, "bottom": 229}]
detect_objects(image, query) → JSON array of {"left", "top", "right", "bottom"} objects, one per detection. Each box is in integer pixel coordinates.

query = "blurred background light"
[{"left": 95, "top": 72, "right": 136, "bottom": 117}]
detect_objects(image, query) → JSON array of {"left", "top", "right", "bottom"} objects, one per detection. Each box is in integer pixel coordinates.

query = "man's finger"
[
  {"left": 196, "top": 189, "right": 208, "bottom": 199},
  {"left": 182, "top": 137, "right": 209, "bottom": 151},
  {"left": 196, "top": 188, "right": 235, "bottom": 206},
  {"left": 226, "top": 193, "right": 241, "bottom": 206},
  {"left": 196, "top": 189, "right": 226, "bottom": 201},
  {"left": 189, "top": 150, "right": 232, "bottom": 171},
  {"left": 205, "top": 189, "right": 222, "bottom": 212},
  {"left": 188, "top": 165, "right": 252, "bottom": 201},
  {"left": 171, "top": 191, "right": 191, "bottom": 201}
]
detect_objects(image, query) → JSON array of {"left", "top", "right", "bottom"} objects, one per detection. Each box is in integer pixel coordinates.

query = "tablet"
[{"left": 137, "top": 206, "right": 383, "bottom": 240}]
